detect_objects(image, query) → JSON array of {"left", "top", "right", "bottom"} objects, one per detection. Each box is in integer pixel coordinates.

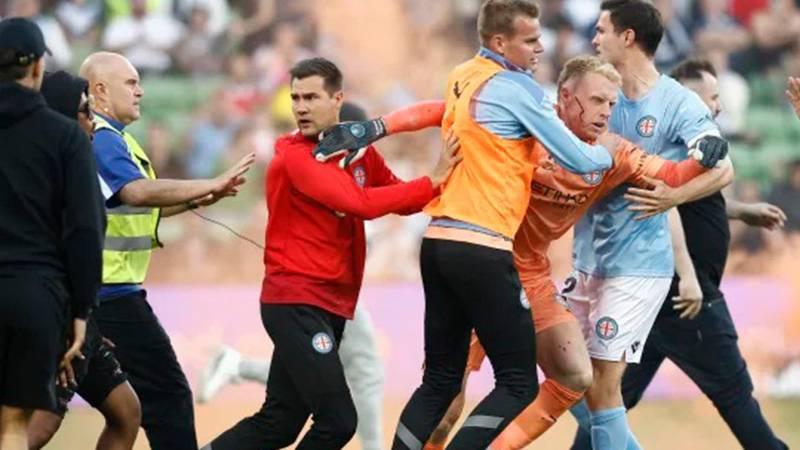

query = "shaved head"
[{"left": 80, "top": 52, "right": 143, "bottom": 125}]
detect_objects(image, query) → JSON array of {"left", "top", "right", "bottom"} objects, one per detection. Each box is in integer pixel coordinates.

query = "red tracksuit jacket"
[{"left": 260, "top": 131, "right": 435, "bottom": 319}]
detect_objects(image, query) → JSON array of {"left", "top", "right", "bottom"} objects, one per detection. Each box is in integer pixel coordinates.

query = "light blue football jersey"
[{"left": 572, "top": 75, "right": 718, "bottom": 278}]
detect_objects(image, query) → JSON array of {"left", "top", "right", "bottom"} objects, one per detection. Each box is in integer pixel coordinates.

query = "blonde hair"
[{"left": 556, "top": 55, "right": 621, "bottom": 91}]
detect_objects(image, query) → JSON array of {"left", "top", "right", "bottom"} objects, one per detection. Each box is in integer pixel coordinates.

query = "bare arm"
[
  {"left": 668, "top": 209, "right": 703, "bottom": 319},
  {"left": 119, "top": 153, "right": 255, "bottom": 209},
  {"left": 725, "top": 197, "right": 787, "bottom": 229},
  {"left": 119, "top": 178, "right": 216, "bottom": 207}
]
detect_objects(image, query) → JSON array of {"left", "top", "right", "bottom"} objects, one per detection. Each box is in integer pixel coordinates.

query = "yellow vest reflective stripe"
[{"left": 95, "top": 115, "right": 160, "bottom": 284}]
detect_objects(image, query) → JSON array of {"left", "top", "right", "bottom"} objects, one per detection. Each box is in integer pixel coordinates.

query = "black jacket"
[{"left": 0, "top": 81, "right": 103, "bottom": 319}]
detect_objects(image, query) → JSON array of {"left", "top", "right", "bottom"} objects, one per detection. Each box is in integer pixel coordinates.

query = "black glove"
[
  {"left": 692, "top": 135, "right": 729, "bottom": 168},
  {"left": 313, "top": 119, "right": 387, "bottom": 168}
]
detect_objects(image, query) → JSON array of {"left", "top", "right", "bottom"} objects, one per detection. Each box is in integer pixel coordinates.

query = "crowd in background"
[{"left": 1, "top": 0, "right": 799, "bottom": 282}]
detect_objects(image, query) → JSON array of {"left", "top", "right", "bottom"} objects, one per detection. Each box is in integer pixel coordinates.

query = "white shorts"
[{"left": 563, "top": 271, "right": 671, "bottom": 364}]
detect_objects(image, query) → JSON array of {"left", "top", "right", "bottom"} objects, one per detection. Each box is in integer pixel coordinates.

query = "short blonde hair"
[{"left": 556, "top": 55, "right": 621, "bottom": 92}]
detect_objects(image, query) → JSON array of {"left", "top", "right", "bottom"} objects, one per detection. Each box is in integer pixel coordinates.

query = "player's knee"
[
  {"left": 709, "top": 370, "right": 754, "bottom": 411},
  {"left": 494, "top": 360, "right": 539, "bottom": 403},
  {"left": 559, "top": 367, "right": 594, "bottom": 393},
  {"left": 324, "top": 400, "right": 358, "bottom": 446},
  {"left": 422, "top": 364, "right": 465, "bottom": 401},
  {"left": 28, "top": 414, "right": 61, "bottom": 450}
]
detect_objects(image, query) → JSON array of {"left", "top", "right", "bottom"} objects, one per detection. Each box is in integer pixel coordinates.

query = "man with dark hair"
[
  {"left": 26, "top": 70, "right": 142, "bottom": 450},
  {"left": 197, "top": 102, "right": 389, "bottom": 450},
  {"left": 576, "top": 58, "right": 789, "bottom": 450},
  {"left": 201, "top": 56, "right": 460, "bottom": 450},
  {"left": 563, "top": 1, "right": 735, "bottom": 449},
  {"left": 0, "top": 18, "right": 103, "bottom": 450}
]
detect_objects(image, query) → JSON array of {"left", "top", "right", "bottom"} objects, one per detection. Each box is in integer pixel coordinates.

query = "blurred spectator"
[
  {"left": 705, "top": 48, "right": 754, "bottom": 141},
  {"left": 220, "top": 52, "right": 262, "bottom": 121},
  {"left": 104, "top": 0, "right": 170, "bottom": 21},
  {"left": 7, "top": 0, "right": 71, "bottom": 69},
  {"left": 564, "top": 0, "right": 600, "bottom": 35},
  {"left": 653, "top": 0, "right": 694, "bottom": 72},
  {"left": 54, "top": 0, "right": 103, "bottom": 41},
  {"left": 147, "top": 122, "right": 184, "bottom": 178},
  {"left": 252, "top": 20, "right": 313, "bottom": 94},
  {"left": 185, "top": 93, "right": 237, "bottom": 178},
  {"left": 768, "top": 159, "right": 800, "bottom": 233},
  {"left": 226, "top": 0, "right": 275, "bottom": 53},
  {"left": 102, "top": 0, "right": 185, "bottom": 74},
  {"left": 173, "top": 4, "right": 223, "bottom": 75},
  {"left": 689, "top": 0, "right": 751, "bottom": 58},
  {"left": 747, "top": 0, "right": 800, "bottom": 74},
  {"left": 542, "top": 13, "right": 587, "bottom": 70},
  {"left": 175, "top": 0, "right": 230, "bottom": 38}
]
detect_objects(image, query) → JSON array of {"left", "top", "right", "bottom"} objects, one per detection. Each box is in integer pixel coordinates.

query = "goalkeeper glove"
[
  {"left": 689, "top": 135, "right": 728, "bottom": 168},
  {"left": 313, "top": 119, "right": 387, "bottom": 168}
]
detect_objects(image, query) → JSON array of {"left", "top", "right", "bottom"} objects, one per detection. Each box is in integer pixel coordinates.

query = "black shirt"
[
  {"left": 0, "top": 82, "right": 103, "bottom": 319},
  {"left": 666, "top": 191, "right": 731, "bottom": 309}
]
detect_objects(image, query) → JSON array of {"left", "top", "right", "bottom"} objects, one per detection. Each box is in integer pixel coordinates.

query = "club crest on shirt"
[
  {"left": 582, "top": 171, "right": 604, "bottom": 185},
  {"left": 595, "top": 316, "right": 619, "bottom": 340},
  {"left": 311, "top": 332, "right": 334, "bottom": 354},
  {"left": 636, "top": 115, "right": 657, "bottom": 138},
  {"left": 353, "top": 166, "right": 366, "bottom": 187}
]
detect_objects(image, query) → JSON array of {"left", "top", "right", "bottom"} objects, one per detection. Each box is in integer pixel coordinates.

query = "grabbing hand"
[
  {"left": 624, "top": 176, "right": 682, "bottom": 220},
  {"left": 429, "top": 130, "right": 462, "bottom": 188},
  {"left": 313, "top": 119, "right": 387, "bottom": 168},
  {"left": 59, "top": 318, "right": 87, "bottom": 388},
  {"left": 689, "top": 135, "right": 729, "bottom": 168},
  {"left": 673, "top": 276, "right": 703, "bottom": 320}
]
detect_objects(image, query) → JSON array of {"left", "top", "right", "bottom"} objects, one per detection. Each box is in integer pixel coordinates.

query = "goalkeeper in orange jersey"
[{"left": 314, "top": 54, "right": 729, "bottom": 450}]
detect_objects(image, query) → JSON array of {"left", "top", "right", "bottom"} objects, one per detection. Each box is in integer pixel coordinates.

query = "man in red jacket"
[{"left": 201, "top": 57, "right": 459, "bottom": 450}]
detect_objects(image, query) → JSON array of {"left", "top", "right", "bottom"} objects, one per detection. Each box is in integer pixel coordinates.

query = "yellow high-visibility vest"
[{"left": 95, "top": 115, "right": 160, "bottom": 284}]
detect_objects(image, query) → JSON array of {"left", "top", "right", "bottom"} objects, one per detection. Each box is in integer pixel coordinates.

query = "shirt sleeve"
[
  {"left": 93, "top": 129, "right": 145, "bottom": 207},
  {"left": 668, "top": 89, "right": 721, "bottom": 149},
  {"left": 613, "top": 140, "right": 666, "bottom": 185},
  {"left": 363, "top": 148, "right": 428, "bottom": 216},
  {"left": 283, "top": 146, "right": 434, "bottom": 220},
  {"left": 616, "top": 140, "right": 706, "bottom": 187},
  {"left": 477, "top": 71, "right": 613, "bottom": 174}
]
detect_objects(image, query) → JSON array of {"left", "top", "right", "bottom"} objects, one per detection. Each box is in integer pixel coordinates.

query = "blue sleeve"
[
  {"left": 92, "top": 129, "right": 144, "bottom": 207},
  {"left": 669, "top": 88, "right": 720, "bottom": 148},
  {"left": 474, "top": 71, "right": 613, "bottom": 174}
]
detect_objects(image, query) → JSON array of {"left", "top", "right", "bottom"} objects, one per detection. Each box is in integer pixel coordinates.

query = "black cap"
[
  {"left": 41, "top": 71, "right": 89, "bottom": 119},
  {"left": 0, "top": 18, "right": 51, "bottom": 68}
]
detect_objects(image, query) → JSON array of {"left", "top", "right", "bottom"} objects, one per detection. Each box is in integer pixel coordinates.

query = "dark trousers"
[
  {"left": 571, "top": 297, "right": 788, "bottom": 450},
  {"left": 393, "top": 239, "right": 538, "bottom": 450},
  {"left": 205, "top": 303, "right": 357, "bottom": 450},
  {"left": 94, "top": 290, "right": 197, "bottom": 450}
]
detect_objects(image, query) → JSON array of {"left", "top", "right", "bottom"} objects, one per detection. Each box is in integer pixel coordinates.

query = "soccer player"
[
  {"left": 80, "top": 51, "right": 255, "bottom": 450},
  {"left": 564, "top": 2, "right": 734, "bottom": 449},
  {"left": 316, "top": 55, "right": 729, "bottom": 450},
  {"left": 569, "top": 59, "right": 790, "bottom": 450},
  {"left": 200, "top": 57, "right": 459, "bottom": 450},
  {"left": 198, "top": 101, "right": 390, "bottom": 450},
  {"left": 389, "top": 1, "right": 621, "bottom": 447},
  {"left": 27, "top": 70, "right": 141, "bottom": 450}
]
